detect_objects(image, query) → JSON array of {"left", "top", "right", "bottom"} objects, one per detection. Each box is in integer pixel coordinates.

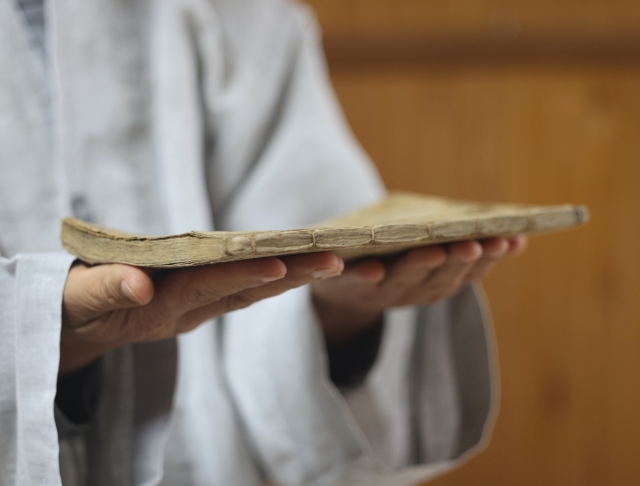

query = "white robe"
[{"left": 0, "top": 0, "right": 498, "bottom": 484}]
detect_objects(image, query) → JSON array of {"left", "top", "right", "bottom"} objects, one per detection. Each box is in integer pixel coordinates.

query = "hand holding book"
[
  {"left": 313, "top": 236, "right": 527, "bottom": 352},
  {"left": 60, "top": 252, "right": 344, "bottom": 375},
  {"left": 59, "top": 192, "right": 585, "bottom": 375},
  {"left": 60, "top": 235, "right": 525, "bottom": 376}
]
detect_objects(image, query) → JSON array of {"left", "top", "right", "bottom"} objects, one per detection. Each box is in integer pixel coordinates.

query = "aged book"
[{"left": 60, "top": 192, "right": 589, "bottom": 268}]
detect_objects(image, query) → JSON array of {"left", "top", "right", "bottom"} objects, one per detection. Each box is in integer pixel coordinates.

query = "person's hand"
[
  {"left": 312, "top": 236, "right": 527, "bottom": 351},
  {"left": 60, "top": 252, "right": 344, "bottom": 375}
]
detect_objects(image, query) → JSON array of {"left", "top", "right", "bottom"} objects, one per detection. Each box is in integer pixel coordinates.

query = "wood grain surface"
[{"left": 304, "top": 0, "right": 640, "bottom": 484}]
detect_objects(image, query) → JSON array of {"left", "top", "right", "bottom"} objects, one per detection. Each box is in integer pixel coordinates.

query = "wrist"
[{"left": 59, "top": 325, "right": 116, "bottom": 376}]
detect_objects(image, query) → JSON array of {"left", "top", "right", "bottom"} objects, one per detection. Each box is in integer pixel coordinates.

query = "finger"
[
  {"left": 311, "top": 258, "right": 386, "bottom": 298},
  {"left": 507, "top": 235, "right": 528, "bottom": 256},
  {"left": 332, "top": 258, "right": 386, "bottom": 285},
  {"left": 380, "top": 245, "right": 447, "bottom": 294},
  {"left": 311, "top": 246, "right": 446, "bottom": 311},
  {"left": 308, "top": 258, "right": 385, "bottom": 315},
  {"left": 347, "top": 259, "right": 387, "bottom": 284},
  {"left": 280, "top": 251, "right": 344, "bottom": 282},
  {"left": 413, "top": 240, "right": 482, "bottom": 303},
  {"left": 178, "top": 252, "right": 343, "bottom": 331},
  {"left": 63, "top": 263, "right": 154, "bottom": 328},
  {"left": 462, "top": 238, "right": 509, "bottom": 284},
  {"left": 98, "top": 257, "right": 287, "bottom": 343},
  {"left": 152, "top": 257, "right": 287, "bottom": 318},
  {"left": 235, "top": 252, "right": 344, "bottom": 301}
]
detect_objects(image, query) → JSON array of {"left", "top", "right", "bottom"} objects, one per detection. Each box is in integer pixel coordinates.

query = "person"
[{"left": 0, "top": 0, "right": 526, "bottom": 484}]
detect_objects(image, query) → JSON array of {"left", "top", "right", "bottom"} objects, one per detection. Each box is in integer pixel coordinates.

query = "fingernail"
[
  {"left": 312, "top": 268, "right": 342, "bottom": 280},
  {"left": 261, "top": 274, "right": 284, "bottom": 283}
]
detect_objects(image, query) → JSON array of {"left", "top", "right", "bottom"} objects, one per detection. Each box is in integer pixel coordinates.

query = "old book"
[{"left": 60, "top": 192, "right": 589, "bottom": 268}]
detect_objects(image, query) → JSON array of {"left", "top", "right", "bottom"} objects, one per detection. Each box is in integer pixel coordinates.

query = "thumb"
[{"left": 63, "top": 263, "right": 155, "bottom": 328}]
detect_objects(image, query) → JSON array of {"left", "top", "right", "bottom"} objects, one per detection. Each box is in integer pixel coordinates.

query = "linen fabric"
[{"left": 0, "top": 0, "right": 498, "bottom": 484}]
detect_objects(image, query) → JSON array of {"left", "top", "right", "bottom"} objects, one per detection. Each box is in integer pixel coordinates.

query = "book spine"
[{"left": 221, "top": 205, "right": 587, "bottom": 260}]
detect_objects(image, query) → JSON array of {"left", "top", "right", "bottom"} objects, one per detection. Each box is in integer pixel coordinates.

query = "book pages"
[{"left": 61, "top": 192, "right": 589, "bottom": 267}]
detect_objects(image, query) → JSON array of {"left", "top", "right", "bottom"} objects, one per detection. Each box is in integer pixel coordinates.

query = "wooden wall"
[{"left": 304, "top": 1, "right": 640, "bottom": 485}]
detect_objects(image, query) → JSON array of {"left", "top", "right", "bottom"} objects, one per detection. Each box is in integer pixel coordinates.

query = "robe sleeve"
[
  {"left": 0, "top": 252, "right": 75, "bottom": 486},
  {"left": 337, "top": 285, "right": 497, "bottom": 485},
  {"left": 210, "top": 3, "right": 498, "bottom": 485}
]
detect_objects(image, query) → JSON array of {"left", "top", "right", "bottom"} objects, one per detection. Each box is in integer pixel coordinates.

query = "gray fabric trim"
[
  {"left": 450, "top": 285, "right": 494, "bottom": 456},
  {"left": 412, "top": 302, "right": 461, "bottom": 463},
  {"left": 344, "top": 307, "right": 417, "bottom": 470}
]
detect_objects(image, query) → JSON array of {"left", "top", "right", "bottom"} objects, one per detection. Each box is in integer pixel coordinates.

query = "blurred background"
[{"left": 303, "top": 1, "right": 640, "bottom": 485}]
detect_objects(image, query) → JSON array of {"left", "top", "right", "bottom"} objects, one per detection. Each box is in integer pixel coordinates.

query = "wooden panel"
[
  {"left": 306, "top": 0, "right": 640, "bottom": 39},
  {"left": 305, "top": 0, "right": 640, "bottom": 67},
  {"left": 304, "top": 1, "right": 640, "bottom": 483},
  {"left": 329, "top": 64, "right": 640, "bottom": 485}
]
